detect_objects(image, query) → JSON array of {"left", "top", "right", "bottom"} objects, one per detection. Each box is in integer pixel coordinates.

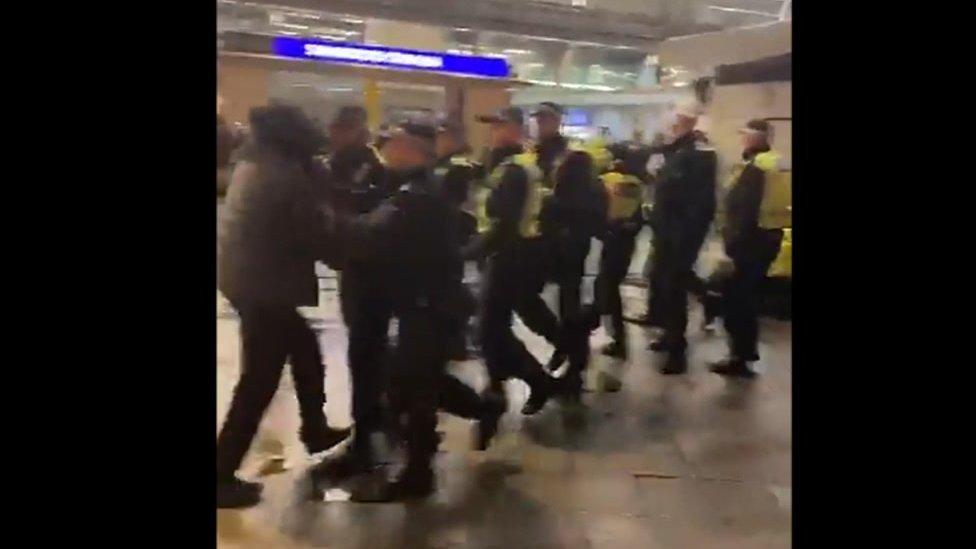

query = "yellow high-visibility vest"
[
  {"left": 479, "top": 152, "right": 548, "bottom": 238},
  {"left": 600, "top": 171, "right": 643, "bottom": 221},
  {"left": 727, "top": 150, "right": 791, "bottom": 230},
  {"left": 768, "top": 227, "right": 792, "bottom": 278}
]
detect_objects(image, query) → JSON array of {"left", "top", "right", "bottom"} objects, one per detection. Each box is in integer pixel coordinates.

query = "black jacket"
[
  {"left": 217, "top": 144, "right": 334, "bottom": 308},
  {"left": 540, "top": 149, "right": 607, "bottom": 243},
  {"left": 723, "top": 146, "right": 771, "bottom": 259},
  {"left": 463, "top": 145, "right": 531, "bottom": 260},
  {"left": 435, "top": 153, "right": 483, "bottom": 208},
  {"left": 328, "top": 144, "right": 389, "bottom": 214},
  {"left": 648, "top": 132, "right": 717, "bottom": 262},
  {"left": 343, "top": 168, "right": 471, "bottom": 319},
  {"left": 535, "top": 133, "right": 568, "bottom": 183}
]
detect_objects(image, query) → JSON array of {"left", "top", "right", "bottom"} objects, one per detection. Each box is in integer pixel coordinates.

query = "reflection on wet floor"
[{"left": 217, "top": 281, "right": 791, "bottom": 549}]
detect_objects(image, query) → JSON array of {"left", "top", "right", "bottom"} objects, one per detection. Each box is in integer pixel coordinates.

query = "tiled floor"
[{"left": 216, "top": 278, "right": 791, "bottom": 549}]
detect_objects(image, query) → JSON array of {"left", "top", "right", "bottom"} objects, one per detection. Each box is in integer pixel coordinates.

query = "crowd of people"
[{"left": 215, "top": 97, "right": 788, "bottom": 508}]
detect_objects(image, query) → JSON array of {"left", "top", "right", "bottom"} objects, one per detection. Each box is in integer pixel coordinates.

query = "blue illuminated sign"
[{"left": 272, "top": 37, "right": 510, "bottom": 79}]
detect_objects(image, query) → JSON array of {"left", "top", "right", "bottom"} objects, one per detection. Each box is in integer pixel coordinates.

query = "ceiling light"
[
  {"left": 275, "top": 22, "right": 309, "bottom": 30},
  {"left": 707, "top": 5, "right": 779, "bottom": 18}
]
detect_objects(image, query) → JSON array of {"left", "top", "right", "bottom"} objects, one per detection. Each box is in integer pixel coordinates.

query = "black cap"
[
  {"left": 390, "top": 118, "right": 437, "bottom": 143},
  {"left": 330, "top": 105, "right": 368, "bottom": 128},
  {"left": 531, "top": 102, "right": 564, "bottom": 118},
  {"left": 476, "top": 106, "right": 524, "bottom": 126},
  {"left": 436, "top": 116, "right": 465, "bottom": 137},
  {"left": 739, "top": 118, "right": 771, "bottom": 135}
]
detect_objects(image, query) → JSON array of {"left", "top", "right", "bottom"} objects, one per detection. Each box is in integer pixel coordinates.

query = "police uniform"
[
  {"left": 646, "top": 127, "right": 717, "bottom": 373},
  {"left": 431, "top": 141, "right": 504, "bottom": 439},
  {"left": 466, "top": 107, "right": 560, "bottom": 416},
  {"left": 532, "top": 103, "right": 611, "bottom": 322},
  {"left": 595, "top": 166, "right": 644, "bottom": 358},
  {"left": 328, "top": 140, "right": 395, "bottom": 468},
  {"left": 434, "top": 151, "right": 482, "bottom": 249},
  {"left": 711, "top": 119, "right": 789, "bottom": 378},
  {"left": 332, "top": 121, "right": 471, "bottom": 500}
]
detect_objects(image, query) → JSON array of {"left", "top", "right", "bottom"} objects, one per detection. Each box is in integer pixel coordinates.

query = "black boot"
[
  {"left": 709, "top": 357, "right": 756, "bottom": 379},
  {"left": 350, "top": 465, "right": 436, "bottom": 503},
  {"left": 601, "top": 340, "right": 626, "bottom": 359},
  {"left": 217, "top": 477, "right": 262, "bottom": 509},
  {"left": 302, "top": 424, "right": 353, "bottom": 458},
  {"left": 521, "top": 376, "right": 552, "bottom": 415},
  {"left": 311, "top": 444, "right": 372, "bottom": 484},
  {"left": 659, "top": 351, "right": 688, "bottom": 375},
  {"left": 475, "top": 392, "right": 507, "bottom": 451}
]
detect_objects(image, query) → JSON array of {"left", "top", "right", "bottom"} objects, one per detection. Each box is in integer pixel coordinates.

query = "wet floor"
[{"left": 216, "top": 273, "right": 791, "bottom": 549}]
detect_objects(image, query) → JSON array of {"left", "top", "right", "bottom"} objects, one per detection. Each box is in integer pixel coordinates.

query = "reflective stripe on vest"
[{"left": 601, "top": 171, "right": 643, "bottom": 221}]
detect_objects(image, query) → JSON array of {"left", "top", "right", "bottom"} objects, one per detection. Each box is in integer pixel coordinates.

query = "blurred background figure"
[
  {"left": 217, "top": 114, "right": 242, "bottom": 200},
  {"left": 710, "top": 119, "right": 788, "bottom": 379},
  {"left": 531, "top": 101, "right": 569, "bottom": 183},
  {"left": 435, "top": 118, "right": 482, "bottom": 360},
  {"left": 216, "top": 104, "right": 350, "bottom": 509},
  {"left": 645, "top": 101, "right": 717, "bottom": 375},
  {"left": 594, "top": 155, "right": 644, "bottom": 360}
]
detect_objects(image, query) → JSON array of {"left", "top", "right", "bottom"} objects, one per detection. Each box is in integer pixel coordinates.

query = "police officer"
[
  {"left": 325, "top": 106, "right": 395, "bottom": 479},
  {"left": 216, "top": 104, "right": 350, "bottom": 508},
  {"left": 646, "top": 101, "right": 717, "bottom": 374},
  {"left": 710, "top": 119, "right": 787, "bottom": 378},
  {"left": 531, "top": 101, "right": 569, "bottom": 184},
  {"left": 327, "top": 105, "right": 389, "bottom": 219},
  {"left": 338, "top": 120, "right": 471, "bottom": 500},
  {"left": 433, "top": 118, "right": 506, "bottom": 448},
  {"left": 532, "top": 102, "right": 610, "bottom": 324},
  {"left": 595, "top": 157, "right": 644, "bottom": 359},
  {"left": 465, "top": 106, "right": 560, "bottom": 416},
  {"left": 435, "top": 119, "right": 481, "bottom": 253}
]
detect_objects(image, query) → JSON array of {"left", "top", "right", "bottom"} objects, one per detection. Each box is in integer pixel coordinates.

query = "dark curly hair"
[{"left": 247, "top": 103, "right": 326, "bottom": 159}]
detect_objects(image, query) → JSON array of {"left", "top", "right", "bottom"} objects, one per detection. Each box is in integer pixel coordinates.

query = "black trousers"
[
  {"left": 216, "top": 302, "right": 326, "bottom": 480},
  {"left": 596, "top": 231, "right": 637, "bottom": 344},
  {"left": 439, "top": 374, "right": 484, "bottom": 419},
  {"left": 340, "top": 273, "right": 394, "bottom": 462},
  {"left": 725, "top": 230, "right": 782, "bottom": 361},
  {"left": 650, "top": 235, "right": 706, "bottom": 352},
  {"left": 556, "top": 236, "right": 592, "bottom": 322},
  {"left": 479, "top": 243, "right": 554, "bottom": 393},
  {"left": 387, "top": 309, "right": 449, "bottom": 473}
]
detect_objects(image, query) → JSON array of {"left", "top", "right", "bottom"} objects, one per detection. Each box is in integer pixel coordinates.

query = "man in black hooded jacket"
[{"left": 216, "top": 104, "right": 350, "bottom": 509}]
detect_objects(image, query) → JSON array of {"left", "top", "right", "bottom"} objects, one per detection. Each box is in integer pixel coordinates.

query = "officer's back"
[{"left": 650, "top": 129, "right": 716, "bottom": 245}]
